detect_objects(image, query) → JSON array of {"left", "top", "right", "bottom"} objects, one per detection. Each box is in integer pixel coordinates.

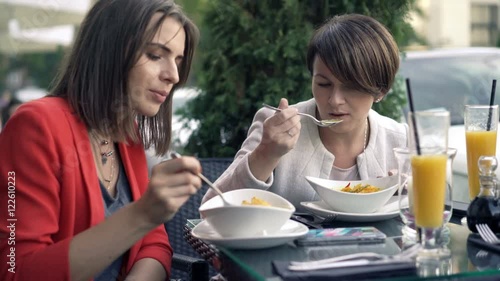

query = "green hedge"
[{"left": 181, "top": 0, "right": 417, "bottom": 157}]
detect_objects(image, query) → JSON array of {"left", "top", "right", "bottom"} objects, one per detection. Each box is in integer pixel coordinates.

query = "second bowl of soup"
[{"left": 305, "top": 175, "right": 398, "bottom": 213}]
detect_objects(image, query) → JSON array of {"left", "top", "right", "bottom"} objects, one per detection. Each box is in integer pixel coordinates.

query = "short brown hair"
[
  {"left": 306, "top": 14, "right": 399, "bottom": 97},
  {"left": 51, "top": 0, "right": 199, "bottom": 155}
]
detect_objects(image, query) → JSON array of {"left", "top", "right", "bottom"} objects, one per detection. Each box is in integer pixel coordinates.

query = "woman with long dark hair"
[{"left": 0, "top": 1, "right": 200, "bottom": 280}]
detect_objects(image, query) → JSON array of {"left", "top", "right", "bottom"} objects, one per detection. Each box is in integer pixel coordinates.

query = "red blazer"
[{"left": 0, "top": 97, "right": 172, "bottom": 280}]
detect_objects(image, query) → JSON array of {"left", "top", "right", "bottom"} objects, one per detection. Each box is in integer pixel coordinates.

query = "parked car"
[
  {"left": 171, "top": 87, "right": 200, "bottom": 150},
  {"left": 15, "top": 86, "right": 47, "bottom": 102},
  {"left": 398, "top": 47, "right": 500, "bottom": 205},
  {"left": 145, "top": 87, "right": 200, "bottom": 173}
]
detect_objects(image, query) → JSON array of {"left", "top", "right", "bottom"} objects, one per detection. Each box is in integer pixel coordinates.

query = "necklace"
[
  {"left": 90, "top": 132, "right": 116, "bottom": 190},
  {"left": 92, "top": 135, "right": 114, "bottom": 165},
  {"left": 356, "top": 118, "right": 368, "bottom": 179},
  {"left": 354, "top": 118, "right": 368, "bottom": 179},
  {"left": 330, "top": 118, "right": 369, "bottom": 181},
  {"left": 363, "top": 118, "right": 368, "bottom": 153}
]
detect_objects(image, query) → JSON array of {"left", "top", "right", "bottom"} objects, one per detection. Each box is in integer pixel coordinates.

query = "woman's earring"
[{"left": 375, "top": 98, "right": 382, "bottom": 103}]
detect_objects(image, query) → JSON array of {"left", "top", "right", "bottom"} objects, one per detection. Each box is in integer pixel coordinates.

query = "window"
[
  {"left": 399, "top": 51, "right": 500, "bottom": 125},
  {"left": 471, "top": 4, "right": 499, "bottom": 46}
]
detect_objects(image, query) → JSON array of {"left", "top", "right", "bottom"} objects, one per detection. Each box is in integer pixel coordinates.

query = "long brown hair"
[
  {"left": 306, "top": 14, "right": 399, "bottom": 98},
  {"left": 50, "top": 0, "right": 199, "bottom": 155}
]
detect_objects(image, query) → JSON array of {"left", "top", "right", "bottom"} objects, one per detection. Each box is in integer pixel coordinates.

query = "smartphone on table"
[{"left": 295, "top": 226, "right": 387, "bottom": 246}]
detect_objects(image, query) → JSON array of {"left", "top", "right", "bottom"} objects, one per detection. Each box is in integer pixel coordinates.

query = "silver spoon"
[
  {"left": 170, "top": 152, "right": 233, "bottom": 206},
  {"left": 262, "top": 103, "right": 343, "bottom": 127}
]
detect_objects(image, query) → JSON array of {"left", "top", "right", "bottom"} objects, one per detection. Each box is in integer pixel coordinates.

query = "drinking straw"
[
  {"left": 486, "top": 79, "right": 497, "bottom": 131},
  {"left": 406, "top": 78, "right": 421, "bottom": 155}
]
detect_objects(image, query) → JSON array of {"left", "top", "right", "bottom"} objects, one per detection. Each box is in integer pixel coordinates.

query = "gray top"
[
  {"left": 95, "top": 161, "right": 133, "bottom": 281},
  {"left": 202, "top": 98, "right": 408, "bottom": 211}
]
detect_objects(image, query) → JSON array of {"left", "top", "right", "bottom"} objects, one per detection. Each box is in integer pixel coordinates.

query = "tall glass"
[
  {"left": 408, "top": 110, "right": 451, "bottom": 260},
  {"left": 465, "top": 105, "right": 498, "bottom": 200},
  {"left": 395, "top": 147, "right": 456, "bottom": 243}
]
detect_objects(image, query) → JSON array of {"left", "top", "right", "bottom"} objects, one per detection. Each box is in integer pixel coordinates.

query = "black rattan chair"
[{"left": 167, "top": 158, "right": 233, "bottom": 281}]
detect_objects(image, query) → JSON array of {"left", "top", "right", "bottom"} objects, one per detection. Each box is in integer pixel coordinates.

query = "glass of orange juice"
[
  {"left": 408, "top": 110, "right": 451, "bottom": 260},
  {"left": 395, "top": 147, "right": 456, "bottom": 243},
  {"left": 464, "top": 105, "right": 498, "bottom": 201}
]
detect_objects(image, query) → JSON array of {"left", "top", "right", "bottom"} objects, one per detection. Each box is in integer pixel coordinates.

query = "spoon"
[
  {"left": 262, "top": 103, "right": 343, "bottom": 127},
  {"left": 170, "top": 152, "right": 233, "bottom": 206}
]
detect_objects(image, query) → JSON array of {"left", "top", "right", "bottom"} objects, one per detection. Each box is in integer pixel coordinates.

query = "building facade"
[{"left": 410, "top": 0, "right": 500, "bottom": 48}]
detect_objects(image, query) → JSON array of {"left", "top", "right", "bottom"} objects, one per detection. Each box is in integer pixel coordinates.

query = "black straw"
[
  {"left": 487, "top": 79, "right": 497, "bottom": 131},
  {"left": 406, "top": 78, "right": 421, "bottom": 155}
]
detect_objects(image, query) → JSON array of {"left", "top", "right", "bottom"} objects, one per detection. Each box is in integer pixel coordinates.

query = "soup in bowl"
[
  {"left": 305, "top": 175, "right": 398, "bottom": 214},
  {"left": 199, "top": 189, "right": 295, "bottom": 238}
]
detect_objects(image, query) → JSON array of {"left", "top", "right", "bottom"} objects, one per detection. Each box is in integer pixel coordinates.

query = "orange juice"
[
  {"left": 411, "top": 154, "right": 447, "bottom": 228},
  {"left": 466, "top": 131, "right": 497, "bottom": 200}
]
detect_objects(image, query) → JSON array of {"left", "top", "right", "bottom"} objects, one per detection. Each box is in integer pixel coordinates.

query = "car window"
[{"left": 400, "top": 53, "right": 500, "bottom": 125}]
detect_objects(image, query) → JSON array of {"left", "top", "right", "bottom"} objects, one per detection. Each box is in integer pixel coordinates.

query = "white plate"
[
  {"left": 300, "top": 196, "right": 401, "bottom": 222},
  {"left": 191, "top": 219, "right": 308, "bottom": 250}
]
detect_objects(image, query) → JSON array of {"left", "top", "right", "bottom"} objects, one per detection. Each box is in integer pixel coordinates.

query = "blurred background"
[{"left": 1, "top": 0, "right": 500, "bottom": 160}]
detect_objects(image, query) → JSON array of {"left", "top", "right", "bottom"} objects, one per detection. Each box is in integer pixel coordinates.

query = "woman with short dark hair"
[
  {"left": 203, "top": 14, "right": 407, "bottom": 210},
  {"left": 0, "top": 0, "right": 200, "bottom": 280}
]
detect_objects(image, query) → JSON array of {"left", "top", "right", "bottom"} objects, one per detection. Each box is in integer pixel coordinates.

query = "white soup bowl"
[
  {"left": 305, "top": 175, "right": 398, "bottom": 214},
  {"left": 199, "top": 189, "right": 295, "bottom": 238}
]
